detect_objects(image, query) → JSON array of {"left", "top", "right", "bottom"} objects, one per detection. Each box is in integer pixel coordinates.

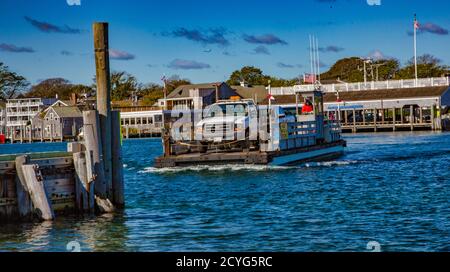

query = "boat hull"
[
  {"left": 269, "top": 144, "right": 344, "bottom": 166},
  {"left": 154, "top": 140, "right": 346, "bottom": 168}
]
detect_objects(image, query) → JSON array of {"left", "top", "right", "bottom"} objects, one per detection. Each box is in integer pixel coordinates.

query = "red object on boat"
[
  {"left": 0, "top": 134, "right": 5, "bottom": 144},
  {"left": 302, "top": 104, "right": 314, "bottom": 113}
]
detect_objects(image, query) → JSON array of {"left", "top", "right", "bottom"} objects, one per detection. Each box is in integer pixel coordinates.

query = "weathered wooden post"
[
  {"left": 22, "top": 164, "right": 54, "bottom": 221},
  {"left": 83, "top": 110, "right": 106, "bottom": 198},
  {"left": 431, "top": 105, "right": 436, "bottom": 130},
  {"left": 373, "top": 109, "right": 377, "bottom": 132},
  {"left": 111, "top": 110, "right": 124, "bottom": 207},
  {"left": 392, "top": 108, "right": 397, "bottom": 131},
  {"left": 73, "top": 152, "right": 90, "bottom": 212},
  {"left": 93, "top": 22, "right": 113, "bottom": 199},
  {"left": 352, "top": 109, "right": 356, "bottom": 133},
  {"left": 15, "top": 155, "right": 32, "bottom": 218}
]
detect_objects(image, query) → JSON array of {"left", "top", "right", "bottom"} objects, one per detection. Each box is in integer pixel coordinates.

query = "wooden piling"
[
  {"left": 73, "top": 152, "right": 90, "bottom": 212},
  {"left": 83, "top": 110, "right": 106, "bottom": 198},
  {"left": 22, "top": 164, "right": 54, "bottom": 221},
  {"left": 84, "top": 150, "right": 96, "bottom": 212},
  {"left": 392, "top": 108, "right": 397, "bottom": 131},
  {"left": 352, "top": 109, "right": 356, "bottom": 133},
  {"left": 93, "top": 22, "right": 113, "bottom": 199},
  {"left": 111, "top": 110, "right": 124, "bottom": 207},
  {"left": 15, "top": 155, "right": 32, "bottom": 218}
]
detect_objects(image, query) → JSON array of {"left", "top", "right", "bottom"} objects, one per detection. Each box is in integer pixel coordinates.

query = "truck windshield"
[{"left": 206, "top": 104, "right": 248, "bottom": 117}]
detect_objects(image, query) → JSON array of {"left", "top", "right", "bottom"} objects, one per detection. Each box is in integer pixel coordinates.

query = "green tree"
[
  {"left": 269, "top": 77, "right": 300, "bottom": 87},
  {"left": 110, "top": 71, "right": 138, "bottom": 101},
  {"left": 26, "top": 78, "right": 72, "bottom": 99},
  {"left": 320, "top": 57, "right": 402, "bottom": 82},
  {"left": 0, "top": 62, "right": 29, "bottom": 101},
  {"left": 372, "top": 59, "right": 400, "bottom": 81},
  {"left": 227, "top": 66, "right": 270, "bottom": 86},
  {"left": 25, "top": 78, "right": 93, "bottom": 99},
  {"left": 396, "top": 54, "right": 449, "bottom": 79},
  {"left": 320, "top": 57, "right": 364, "bottom": 82},
  {"left": 140, "top": 83, "right": 164, "bottom": 106}
]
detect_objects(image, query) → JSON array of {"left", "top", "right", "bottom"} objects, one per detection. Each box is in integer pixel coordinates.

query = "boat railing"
[{"left": 279, "top": 120, "right": 317, "bottom": 150}]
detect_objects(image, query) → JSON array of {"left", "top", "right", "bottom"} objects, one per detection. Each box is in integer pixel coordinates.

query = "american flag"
[
  {"left": 267, "top": 94, "right": 275, "bottom": 101},
  {"left": 414, "top": 14, "right": 420, "bottom": 30},
  {"left": 303, "top": 73, "right": 316, "bottom": 84}
]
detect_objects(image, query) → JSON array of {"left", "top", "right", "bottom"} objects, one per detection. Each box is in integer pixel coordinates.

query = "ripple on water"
[{"left": 1, "top": 132, "right": 450, "bottom": 251}]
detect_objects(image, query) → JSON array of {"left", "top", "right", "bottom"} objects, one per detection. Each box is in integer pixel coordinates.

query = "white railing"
[
  {"left": 6, "top": 121, "right": 28, "bottom": 127},
  {"left": 6, "top": 102, "right": 42, "bottom": 108},
  {"left": 271, "top": 77, "right": 450, "bottom": 95},
  {"left": 6, "top": 111, "right": 40, "bottom": 117}
]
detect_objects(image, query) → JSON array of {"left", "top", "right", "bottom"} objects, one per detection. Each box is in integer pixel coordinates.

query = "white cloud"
[
  {"left": 367, "top": 50, "right": 386, "bottom": 60},
  {"left": 66, "top": 0, "right": 81, "bottom": 6}
]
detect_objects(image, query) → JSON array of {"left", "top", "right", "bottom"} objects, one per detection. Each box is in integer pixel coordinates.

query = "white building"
[
  {"left": 5, "top": 98, "right": 43, "bottom": 140},
  {"left": 120, "top": 110, "right": 163, "bottom": 138}
]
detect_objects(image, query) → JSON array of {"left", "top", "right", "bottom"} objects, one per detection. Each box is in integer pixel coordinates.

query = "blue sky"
[{"left": 0, "top": 0, "right": 449, "bottom": 85}]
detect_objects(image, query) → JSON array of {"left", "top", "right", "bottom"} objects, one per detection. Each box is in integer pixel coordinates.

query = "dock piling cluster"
[{"left": 0, "top": 22, "right": 124, "bottom": 222}]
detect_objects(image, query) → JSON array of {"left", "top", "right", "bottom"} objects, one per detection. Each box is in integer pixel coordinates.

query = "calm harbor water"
[{"left": 0, "top": 132, "right": 449, "bottom": 252}]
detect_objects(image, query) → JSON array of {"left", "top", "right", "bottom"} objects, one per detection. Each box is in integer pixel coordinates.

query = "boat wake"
[
  {"left": 303, "top": 160, "right": 360, "bottom": 168},
  {"left": 139, "top": 160, "right": 360, "bottom": 174}
]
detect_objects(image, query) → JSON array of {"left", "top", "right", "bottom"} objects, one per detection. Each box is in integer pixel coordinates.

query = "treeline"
[
  {"left": 320, "top": 54, "right": 449, "bottom": 83},
  {"left": 1, "top": 54, "right": 449, "bottom": 105},
  {"left": 227, "top": 66, "right": 299, "bottom": 87}
]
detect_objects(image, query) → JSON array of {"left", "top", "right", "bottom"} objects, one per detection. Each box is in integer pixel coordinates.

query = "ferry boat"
[{"left": 155, "top": 89, "right": 346, "bottom": 168}]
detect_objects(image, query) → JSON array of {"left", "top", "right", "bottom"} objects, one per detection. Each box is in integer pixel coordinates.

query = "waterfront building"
[
  {"left": 42, "top": 106, "right": 83, "bottom": 140},
  {"left": 231, "top": 84, "right": 268, "bottom": 105},
  {"left": 5, "top": 98, "right": 43, "bottom": 141},
  {"left": 119, "top": 109, "right": 163, "bottom": 138},
  {"left": 160, "top": 82, "right": 238, "bottom": 110},
  {"left": 263, "top": 85, "right": 450, "bottom": 132}
]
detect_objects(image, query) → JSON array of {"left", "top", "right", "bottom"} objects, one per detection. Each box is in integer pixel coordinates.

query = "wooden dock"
[
  {"left": 0, "top": 22, "right": 124, "bottom": 222},
  {"left": 337, "top": 106, "right": 439, "bottom": 133}
]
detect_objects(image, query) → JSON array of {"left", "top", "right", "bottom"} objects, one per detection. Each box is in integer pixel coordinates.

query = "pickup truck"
[{"left": 194, "top": 99, "right": 295, "bottom": 152}]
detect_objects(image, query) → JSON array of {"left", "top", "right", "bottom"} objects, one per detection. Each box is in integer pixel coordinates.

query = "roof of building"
[
  {"left": 231, "top": 85, "right": 268, "bottom": 104},
  {"left": 167, "top": 82, "right": 223, "bottom": 99},
  {"left": 261, "top": 86, "right": 450, "bottom": 105},
  {"left": 51, "top": 106, "right": 82, "bottom": 118},
  {"left": 42, "top": 98, "right": 59, "bottom": 106}
]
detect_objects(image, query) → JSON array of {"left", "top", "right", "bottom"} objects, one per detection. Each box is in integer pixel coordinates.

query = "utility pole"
[{"left": 362, "top": 59, "right": 372, "bottom": 84}]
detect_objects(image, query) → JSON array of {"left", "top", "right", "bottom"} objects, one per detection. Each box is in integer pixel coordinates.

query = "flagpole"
[
  {"left": 312, "top": 36, "right": 317, "bottom": 82},
  {"left": 414, "top": 14, "right": 418, "bottom": 83},
  {"left": 316, "top": 37, "right": 320, "bottom": 84},
  {"left": 309, "top": 35, "right": 313, "bottom": 81}
]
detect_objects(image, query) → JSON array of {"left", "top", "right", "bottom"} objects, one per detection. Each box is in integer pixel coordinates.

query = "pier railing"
[{"left": 271, "top": 77, "right": 450, "bottom": 95}]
